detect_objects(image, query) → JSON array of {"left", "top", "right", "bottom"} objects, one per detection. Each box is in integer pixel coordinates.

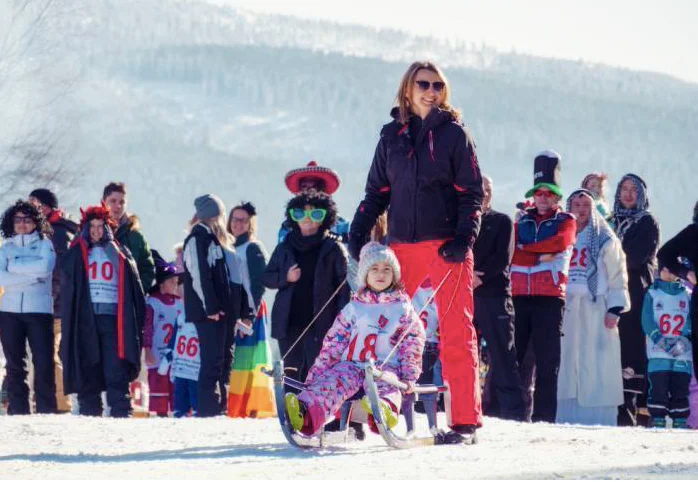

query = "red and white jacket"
[{"left": 511, "top": 207, "right": 576, "bottom": 298}]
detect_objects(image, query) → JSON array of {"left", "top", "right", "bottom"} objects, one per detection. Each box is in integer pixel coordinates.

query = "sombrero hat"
[{"left": 284, "top": 161, "right": 341, "bottom": 195}]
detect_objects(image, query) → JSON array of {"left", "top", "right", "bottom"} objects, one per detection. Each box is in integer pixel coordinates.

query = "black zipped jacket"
[
  {"left": 261, "top": 233, "right": 350, "bottom": 342},
  {"left": 473, "top": 209, "right": 514, "bottom": 298},
  {"left": 48, "top": 211, "right": 78, "bottom": 317},
  {"left": 350, "top": 107, "right": 483, "bottom": 249},
  {"left": 182, "top": 224, "right": 237, "bottom": 323}
]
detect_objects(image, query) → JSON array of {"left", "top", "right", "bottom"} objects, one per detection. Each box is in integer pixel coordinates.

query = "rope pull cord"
[
  {"left": 379, "top": 268, "right": 453, "bottom": 370},
  {"left": 282, "top": 279, "right": 347, "bottom": 361}
]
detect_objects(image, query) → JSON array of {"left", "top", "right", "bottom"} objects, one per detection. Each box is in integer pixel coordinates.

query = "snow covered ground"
[{"left": 1, "top": 413, "right": 697, "bottom": 479}]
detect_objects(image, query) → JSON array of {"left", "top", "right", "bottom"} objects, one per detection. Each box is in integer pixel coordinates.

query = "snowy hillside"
[
  {"left": 1, "top": 414, "right": 697, "bottom": 479},
  {"left": 2, "top": 0, "right": 698, "bottom": 256}
]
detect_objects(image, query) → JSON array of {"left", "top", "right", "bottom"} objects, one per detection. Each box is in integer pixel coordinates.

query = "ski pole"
[{"left": 379, "top": 268, "right": 453, "bottom": 370}]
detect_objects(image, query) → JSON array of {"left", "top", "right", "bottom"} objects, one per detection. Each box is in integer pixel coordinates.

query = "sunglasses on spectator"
[
  {"left": 534, "top": 189, "right": 555, "bottom": 198},
  {"left": 231, "top": 216, "right": 249, "bottom": 224},
  {"left": 415, "top": 80, "right": 445, "bottom": 93},
  {"left": 13, "top": 215, "right": 35, "bottom": 225},
  {"left": 289, "top": 208, "right": 327, "bottom": 223}
]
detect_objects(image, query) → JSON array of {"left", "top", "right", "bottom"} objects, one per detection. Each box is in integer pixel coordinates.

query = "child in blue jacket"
[{"left": 642, "top": 265, "right": 693, "bottom": 428}]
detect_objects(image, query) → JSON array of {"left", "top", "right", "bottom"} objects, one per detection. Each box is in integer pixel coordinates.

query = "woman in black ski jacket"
[
  {"left": 262, "top": 191, "right": 349, "bottom": 384},
  {"left": 610, "top": 173, "right": 660, "bottom": 426},
  {"left": 657, "top": 200, "right": 698, "bottom": 375},
  {"left": 182, "top": 194, "right": 249, "bottom": 417},
  {"left": 348, "top": 60, "right": 483, "bottom": 436}
]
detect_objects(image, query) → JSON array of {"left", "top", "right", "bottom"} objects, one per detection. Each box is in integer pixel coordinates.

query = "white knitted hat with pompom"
[{"left": 357, "top": 242, "right": 401, "bottom": 290}]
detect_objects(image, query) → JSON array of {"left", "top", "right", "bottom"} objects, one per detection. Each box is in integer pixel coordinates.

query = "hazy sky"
[{"left": 219, "top": 0, "right": 698, "bottom": 84}]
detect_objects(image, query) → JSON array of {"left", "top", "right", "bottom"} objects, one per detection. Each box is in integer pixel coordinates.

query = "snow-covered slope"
[
  {"left": 3, "top": 0, "right": 698, "bottom": 256},
  {"left": 1, "top": 414, "right": 697, "bottom": 479}
]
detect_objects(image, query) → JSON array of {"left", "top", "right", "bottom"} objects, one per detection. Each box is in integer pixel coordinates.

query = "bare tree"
[{"left": 0, "top": 0, "right": 85, "bottom": 204}]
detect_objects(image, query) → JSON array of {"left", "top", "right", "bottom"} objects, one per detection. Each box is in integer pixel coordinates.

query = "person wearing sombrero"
[
  {"left": 262, "top": 191, "right": 350, "bottom": 387},
  {"left": 278, "top": 161, "right": 350, "bottom": 244},
  {"left": 59, "top": 203, "right": 146, "bottom": 417},
  {"left": 510, "top": 150, "right": 576, "bottom": 423},
  {"left": 143, "top": 250, "right": 184, "bottom": 416}
]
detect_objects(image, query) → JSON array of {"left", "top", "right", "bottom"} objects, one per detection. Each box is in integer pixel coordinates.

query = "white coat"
[{"left": 558, "top": 228, "right": 630, "bottom": 408}]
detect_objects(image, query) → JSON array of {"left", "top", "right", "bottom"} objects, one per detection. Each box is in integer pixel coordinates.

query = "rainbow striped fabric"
[{"left": 227, "top": 301, "right": 276, "bottom": 418}]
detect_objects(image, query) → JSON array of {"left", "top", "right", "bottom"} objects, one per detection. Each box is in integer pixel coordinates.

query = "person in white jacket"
[
  {"left": 0, "top": 200, "right": 56, "bottom": 414},
  {"left": 557, "top": 189, "right": 630, "bottom": 425}
]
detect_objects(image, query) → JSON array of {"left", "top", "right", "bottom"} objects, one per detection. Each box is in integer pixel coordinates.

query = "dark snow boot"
[
  {"left": 434, "top": 430, "right": 467, "bottom": 445},
  {"left": 350, "top": 421, "right": 366, "bottom": 441},
  {"left": 448, "top": 424, "right": 478, "bottom": 444}
]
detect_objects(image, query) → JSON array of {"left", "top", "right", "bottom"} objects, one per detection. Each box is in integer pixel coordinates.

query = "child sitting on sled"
[{"left": 286, "top": 242, "right": 426, "bottom": 436}]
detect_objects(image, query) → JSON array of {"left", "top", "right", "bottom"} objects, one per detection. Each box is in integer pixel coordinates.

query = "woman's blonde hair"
[
  {"left": 190, "top": 213, "right": 232, "bottom": 247},
  {"left": 395, "top": 61, "right": 461, "bottom": 125}
]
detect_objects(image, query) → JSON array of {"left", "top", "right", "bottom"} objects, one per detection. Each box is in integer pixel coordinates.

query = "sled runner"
[
  {"left": 267, "top": 360, "right": 362, "bottom": 449},
  {"left": 362, "top": 362, "right": 471, "bottom": 448},
  {"left": 265, "top": 359, "right": 469, "bottom": 449}
]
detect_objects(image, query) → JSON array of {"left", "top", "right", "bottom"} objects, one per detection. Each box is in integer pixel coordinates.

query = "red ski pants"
[{"left": 391, "top": 240, "right": 482, "bottom": 427}]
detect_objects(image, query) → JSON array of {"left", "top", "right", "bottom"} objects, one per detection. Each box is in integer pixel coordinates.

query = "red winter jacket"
[{"left": 511, "top": 207, "right": 576, "bottom": 298}]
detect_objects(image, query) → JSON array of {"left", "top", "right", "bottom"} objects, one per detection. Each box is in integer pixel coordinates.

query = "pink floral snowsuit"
[{"left": 298, "top": 288, "right": 425, "bottom": 434}]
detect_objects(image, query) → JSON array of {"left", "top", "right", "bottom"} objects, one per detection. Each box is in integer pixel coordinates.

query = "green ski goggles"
[{"left": 289, "top": 208, "right": 327, "bottom": 223}]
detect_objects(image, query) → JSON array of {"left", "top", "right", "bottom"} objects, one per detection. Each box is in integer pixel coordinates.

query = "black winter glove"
[
  {"left": 439, "top": 236, "right": 470, "bottom": 264},
  {"left": 348, "top": 232, "right": 370, "bottom": 262}
]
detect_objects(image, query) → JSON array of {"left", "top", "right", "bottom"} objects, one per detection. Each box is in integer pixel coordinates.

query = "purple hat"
[{"left": 150, "top": 249, "right": 183, "bottom": 293}]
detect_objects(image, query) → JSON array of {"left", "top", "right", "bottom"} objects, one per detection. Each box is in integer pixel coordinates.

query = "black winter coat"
[
  {"left": 262, "top": 233, "right": 350, "bottom": 343},
  {"left": 48, "top": 212, "right": 78, "bottom": 317},
  {"left": 613, "top": 213, "right": 660, "bottom": 372},
  {"left": 473, "top": 209, "right": 514, "bottom": 298},
  {"left": 59, "top": 237, "right": 145, "bottom": 395},
  {"left": 351, "top": 107, "right": 483, "bottom": 247},
  {"left": 182, "top": 224, "right": 238, "bottom": 323},
  {"left": 657, "top": 222, "right": 698, "bottom": 375}
]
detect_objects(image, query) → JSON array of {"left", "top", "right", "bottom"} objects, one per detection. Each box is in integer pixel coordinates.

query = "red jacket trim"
[{"left": 77, "top": 237, "right": 89, "bottom": 272}]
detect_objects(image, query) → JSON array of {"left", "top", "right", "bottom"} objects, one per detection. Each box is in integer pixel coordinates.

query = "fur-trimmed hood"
[{"left": 119, "top": 213, "right": 141, "bottom": 232}]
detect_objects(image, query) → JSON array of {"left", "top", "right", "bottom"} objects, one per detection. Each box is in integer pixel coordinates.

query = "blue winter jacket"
[
  {"left": 641, "top": 279, "right": 693, "bottom": 374},
  {"left": 0, "top": 232, "right": 56, "bottom": 314}
]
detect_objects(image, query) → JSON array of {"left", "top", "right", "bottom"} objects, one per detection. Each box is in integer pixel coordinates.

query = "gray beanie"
[
  {"left": 194, "top": 194, "right": 225, "bottom": 220},
  {"left": 357, "top": 242, "right": 401, "bottom": 290}
]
